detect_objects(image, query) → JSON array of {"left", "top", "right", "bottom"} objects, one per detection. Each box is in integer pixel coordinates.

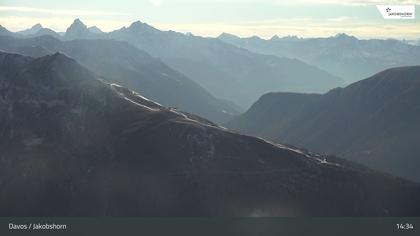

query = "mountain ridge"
[
  {"left": 7, "top": 20, "right": 343, "bottom": 108},
  {"left": 105, "top": 20, "right": 344, "bottom": 107},
  {"left": 218, "top": 32, "right": 420, "bottom": 83},
  {"left": 0, "top": 34, "right": 239, "bottom": 123},
  {"left": 227, "top": 66, "right": 420, "bottom": 182},
  {"left": 1, "top": 51, "right": 420, "bottom": 216}
]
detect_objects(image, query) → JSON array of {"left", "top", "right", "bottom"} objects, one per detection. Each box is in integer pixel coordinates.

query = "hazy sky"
[{"left": 1, "top": 0, "right": 419, "bottom": 39}]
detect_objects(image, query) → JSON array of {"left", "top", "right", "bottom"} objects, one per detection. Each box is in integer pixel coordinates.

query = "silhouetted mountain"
[
  {"left": 1, "top": 51, "right": 419, "bottom": 216},
  {"left": 29, "top": 27, "right": 61, "bottom": 38},
  {"left": 227, "top": 92, "right": 321, "bottom": 137},
  {"left": 64, "top": 19, "right": 103, "bottom": 40},
  {"left": 218, "top": 32, "right": 241, "bottom": 41},
  {"left": 0, "top": 25, "right": 13, "bottom": 36},
  {"left": 228, "top": 66, "right": 420, "bottom": 182},
  {"left": 88, "top": 26, "right": 103, "bottom": 34},
  {"left": 1, "top": 24, "right": 60, "bottom": 39},
  {"left": 0, "top": 35, "right": 238, "bottom": 123},
  {"left": 267, "top": 35, "right": 301, "bottom": 42},
  {"left": 219, "top": 33, "right": 420, "bottom": 83},
  {"left": 270, "top": 35, "right": 280, "bottom": 41},
  {"left": 17, "top": 23, "right": 43, "bottom": 35},
  {"left": 106, "top": 21, "right": 343, "bottom": 108}
]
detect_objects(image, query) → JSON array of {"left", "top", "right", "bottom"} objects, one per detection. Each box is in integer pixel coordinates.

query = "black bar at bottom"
[{"left": 0, "top": 217, "right": 418, "bottom": 236}]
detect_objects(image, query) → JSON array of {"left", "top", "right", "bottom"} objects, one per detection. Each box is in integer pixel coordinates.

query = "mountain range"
[
  {"left": 227, "top": 66, "right": 420, "bottom": 182},
  {"left": 219, "top": 33, "right": 420, "bottom": 84},
  {"left": 105, "top": 21, "right": 343, "bottom": 108},
  {"left": 1, "top": 51, "right": 420, "bottom": 216},
  {"left": 1, "top": 20, "right": 344, "bottom": 108},
  {"left": 17, "top": 23, "right": 43, "bottom": 35},
  {"left": 0, "top": 35, "right": 239, "bottom": 123},
  {"left": 1, "top": 23, "right": 61, "bottom": 38},
  {"left": 64, "top": 19, "right": 104, "bottom": 40}
]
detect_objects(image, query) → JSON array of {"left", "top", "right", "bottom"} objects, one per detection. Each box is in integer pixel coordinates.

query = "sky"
[{"left": 0, "top": 0, "right": 419, "bottom": 39}]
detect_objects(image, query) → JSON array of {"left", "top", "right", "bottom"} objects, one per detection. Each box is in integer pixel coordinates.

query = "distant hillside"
[
  {"left": 219, "top": 33, "right": 420, "bottom": 84},
  {"left": 227, "top": 66, "right": 420, "bottom": 182},
  {"left": 227, "top": 92, "right": 321, "bottom": 137}
]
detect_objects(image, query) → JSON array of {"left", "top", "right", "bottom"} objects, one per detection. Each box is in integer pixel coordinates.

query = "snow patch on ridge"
[
  {"left": 110, "top": 83, "right": 160, "bottom": 111},
  {"left": 256, "top": 136, "right": 342, "bottom": 167}
]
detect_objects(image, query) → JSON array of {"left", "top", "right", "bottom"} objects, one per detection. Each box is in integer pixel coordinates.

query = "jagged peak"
[
  {"left": 67, "top": 18, "right": 88, "bottom": 31},
  {"left": 127, "top": 20, "right": 156, "bottom": 32},
  {"left": 32, "top": 52, "right": 97, "bottom": 84},
  {"left": 51, "top": 51, "right": 67, "bottom": 57},
  {"left": 0, "top": 25, "right": 10, "bottom": 31},
  {"left": 73, "top": 18, "right": 85, "bottom": 25},
  {"left": 248, "top": 35, "right": 262, "bottom": 40},
  {"left": 32, "top": 52, "right": 76, "bottom": 68},
  {"left": 64, "top": 19, "right": 91, "bottom": 38},
  {"left": 270, "top": 35, "right": 280, "bottom": 40},
  {"left": 129, "top": 20, "right": 145, "bottom": 28},
  {"left": 37, "top": 27, "right": 58, "bottom": 33},
  {"left": 218, "top": 32, "right": 239, "bottom": 39},
  {"left": 42, "top": 52, "right": 73, "bottom": 64},
  {"left": 273, "top": 35, "right": 301, "bottom": 41},
  {"left": 88, "top": 26, "right": 103, "bottom": 34},
  {"left": 333, "top": 33, "right": 357, "bottom": 40},
  {"left": 15, "top": 23, "right": 44, "bottom": 35},
  {"left": 131, "top": 20, "right": 143, "bottom": 25},
  {"left": 31, "top": 23, "right": 43, "bottom": 29}
]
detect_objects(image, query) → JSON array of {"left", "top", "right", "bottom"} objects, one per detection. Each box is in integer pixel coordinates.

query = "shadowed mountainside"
[
  {"left": 227, "top": 66, "right": 420, "bottom": 182},
  {"left": 1, "top": 52, "right": 419, "bottom": 216}
]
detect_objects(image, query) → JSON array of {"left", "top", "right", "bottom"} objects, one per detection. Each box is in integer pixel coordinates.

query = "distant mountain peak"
[
  {"left": 65, "top": 18, "right": 91, "bottom": 39},
  {"left": 127, "top": 20, "right": 156, "bottom": 33},
  {"left": 270, "top": 35, "right": 280, "bottom": 41},
  {"left": 30, "top": 23, "right": 43, "bottom": 30},
  {"left": 68, "top": 18, "right": 87, "bottom": 30},
  {"left": 34, "top": 28, "right": 60, "bottom": 37},
  {"left": 43, "top": 51, "right": 74, "bottom": 66},
  {"left": 218, "top": 32, "right": 239, "bottom": 39},
  {"left": 0, "top": 25, "right": 12, "bottom": 36},
  {"left": 88, "top": 26, "right": 103, "bottom": 34},
  {"left": 129, "top": 20, "right": 146, "bottom": 29},
  {"left": 333, "top": 33, "right": 357, "bottom": 40},
  {"left": 280, "top": 35, "right": 301, "bottom": 41},
  {"left": 249, "top": 35, "right": 261, "bottom": 40},
  {"left": 131, "top": 20, "right": 143, "bottom": 25},
  {"left": 0, "top": 25, "right": 9, "bottom": 31},
  {"left": 17, "top": 23, "right": 44, "bottom": 35},
  {"left": 73, "top": 18, "right": 85, "bottom": 25},
  {"left": 51, "top": 51, "right": 66, "bottom": 57}
]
